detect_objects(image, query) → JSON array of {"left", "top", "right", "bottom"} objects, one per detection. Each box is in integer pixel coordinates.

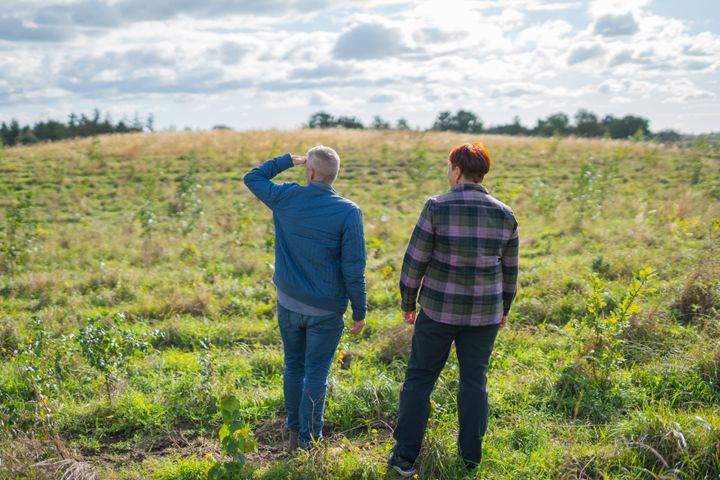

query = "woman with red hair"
[{"left": 389, "top": 142, "right": 519, "bottom": 476}]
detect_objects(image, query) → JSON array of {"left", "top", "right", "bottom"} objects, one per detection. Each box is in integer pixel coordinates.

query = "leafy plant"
[
  {"left": 137, "top": 199, "right": 157, "bottom": 241},
  {"left": 13, "top": 316, "right": 75, "bottom": 457},
  {"left": 78, "top": 313, "right": 160, "bottom": 404},
  {"left": 0, "top": 191, "right": 37, "bottom": 275},
  {"left": 206, "top": 395, "right": 256, "bottom": 480},
  {"left": 168, "top": 167, "right": 203, "bottom": 235},
  {"left": 407, "top": 145, "right": 434, "bottom": 188},
  {"left": 530, "top": 178, "right": 561, "bottom": 218},
  {"left": 578, "top": 267, "right": 655, "bottom": 382},
  {"left": 571, "top": 161, "right": 613, "bottom": 228}
]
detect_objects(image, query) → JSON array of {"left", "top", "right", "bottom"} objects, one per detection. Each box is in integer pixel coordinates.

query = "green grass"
[{"left": 0, "top": 129, "right": 719, "bottom": 479}]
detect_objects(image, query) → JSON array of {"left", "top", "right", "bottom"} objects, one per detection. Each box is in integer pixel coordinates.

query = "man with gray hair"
[{"left": 244, "top": 145, "right": 367, "bottom": 451}]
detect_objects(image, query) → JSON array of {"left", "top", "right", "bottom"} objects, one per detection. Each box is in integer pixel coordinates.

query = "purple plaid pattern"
[{"left": 400, "top": 183, "right": 519, "bottom": 326}]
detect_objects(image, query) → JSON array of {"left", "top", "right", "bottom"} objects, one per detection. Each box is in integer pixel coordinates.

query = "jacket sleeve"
[
  {"left": 243, "top": 153, "right": 294, "bottom": 209},
  {"left": 501, "top": 221, "right": 519, "bottom": 315},
  {"left": 399, "top": 199, "right": 434, "bottom": 312},
  {"left": 341, "top": 207, "right": 367, "bottom": 321}
]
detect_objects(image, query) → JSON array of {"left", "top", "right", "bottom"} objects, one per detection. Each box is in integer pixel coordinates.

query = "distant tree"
[
  {"left": 432, "top": 109, "right": 482, "bottom": 133},
  {"left": 535, "top": 112, "right": 570, "bottom": 137},
  {"left": 0, "top": 109, "right": 148, "bottom": 147},
  {"left": 432, "top": 111, "right": 453, "bottom": 130},
  {"left": 574, "top": 109, "right": 603, "bottom": 137},
  {"left": 146, "top": 114, "right": 155, "bottom": 133},
  {"left": 396, "top": 118, "right": 410, "bottom": 130},
  {"left": 486, "top": 116, "right": 530, "bottom": 135},
  {"left": 116, "top": 121, "right": 130, "bottom": 133},
  {"left": 33, "top": 120, "right": 68, "bottom": 142},
  {"left": 6, "top": 120, "right": 21, "bottom": 146},
  {"left": 653, "top": 129, "right": 682, "bottom": 144},
  {"left": 371, "top": 115, "right": 390, "bottom": 129},
  {"left": 0, "top": 122, "right": 8, "bottom": 147},
  {"left": 131, "top": 114, "right": 144, "bottom": 132},
  {"left": 307, "top": 111, "right": 336, "bottom": 129},
  {"left": 335, "top": 115, "right": 364, "bottom": 129},
  {"left": 454, "top": 110, "right": 483, "bottom": 133},
  {"left": 602, "top": 114, "right": 650, "bottom": 139},
  {"left": 212, "top": 125, "right": 232, "bottom": 130},
  {"left": 18, "top": 127, "right": 39, "bottom": 145}
]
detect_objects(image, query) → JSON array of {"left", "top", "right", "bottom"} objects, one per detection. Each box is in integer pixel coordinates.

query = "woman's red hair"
[{"left": 448, "top": 142, "right": 492, "bottom": 182}]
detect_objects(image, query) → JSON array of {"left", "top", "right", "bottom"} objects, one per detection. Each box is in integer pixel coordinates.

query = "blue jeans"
[
  {"left": 277, "top": 303, "right": 344, "bottom": 446},
  {"left": 393, "top": 310, "right": 499, "bottom": 465}
]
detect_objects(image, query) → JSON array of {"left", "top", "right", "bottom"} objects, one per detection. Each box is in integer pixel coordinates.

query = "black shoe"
[
  {"left": 388, "top": 454, "right": 416, "bottom": 477},
  {"left": 464, "top": 459, "right": 480, "bottom": 471}
]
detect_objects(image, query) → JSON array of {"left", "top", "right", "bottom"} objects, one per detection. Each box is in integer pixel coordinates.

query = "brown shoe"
[{"left": 289, "top": 430, "right": 299, "bottom": 453}]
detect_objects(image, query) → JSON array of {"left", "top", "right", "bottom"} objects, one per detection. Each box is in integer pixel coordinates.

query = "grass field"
[{"left": 1, "top": 129, "right": 719, "bottom": 479}]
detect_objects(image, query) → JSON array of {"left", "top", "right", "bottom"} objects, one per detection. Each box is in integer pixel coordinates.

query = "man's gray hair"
[{"left": 307, "top": 145, "right": 341, "bottom": 184}]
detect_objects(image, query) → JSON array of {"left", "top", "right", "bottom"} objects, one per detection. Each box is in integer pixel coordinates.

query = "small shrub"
[
  {"left": 576, "top": 268, "right": 655, "bottom": 382},
  {"left": 78, "top": 313, "right": 161, "bottom": 403},
  {"left": 0, "top": 191, "right": 37, "bottom": 275},
  {"left": 206, "top": 395, "right": 256, "bottom": 480},
  {"left": 591, "top": 254, "right": 611, "bottom": 278},
  {"left": 168, "top": 167, "right": 204, "bottom": 235},
  {"left": 673, "top": 260, "right": 720, "bottom": 324}
]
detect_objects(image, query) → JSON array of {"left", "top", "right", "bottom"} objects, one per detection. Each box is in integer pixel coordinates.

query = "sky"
[{"left": 1, "top": 0, "right": 719, "bottom": 134}]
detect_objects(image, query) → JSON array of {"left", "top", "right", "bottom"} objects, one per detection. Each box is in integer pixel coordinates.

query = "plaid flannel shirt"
[{"left": 400, "top": 183, "right": 519, "bottom": 326}]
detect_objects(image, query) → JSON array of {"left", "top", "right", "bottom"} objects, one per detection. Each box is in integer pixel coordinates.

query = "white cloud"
[
  {"left": 593, "top": 13, "right": 639, "bottom": 37},
  {"left": 333, "top": 19, "right": 412, "bottom": 60},
  {"left": 567, "top": 44, "right": 606, "bottom": 65},
  {"left": 0, "top": 0, "right": 718, "bottom": 133}
]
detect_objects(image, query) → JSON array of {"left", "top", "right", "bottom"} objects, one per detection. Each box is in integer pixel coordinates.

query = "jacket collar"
[
  {"left": 451, "top": 183, "right": 488, "bottom": 194},
  {"left": 309, "top": 180, "right": 335, "bottom": 193}
]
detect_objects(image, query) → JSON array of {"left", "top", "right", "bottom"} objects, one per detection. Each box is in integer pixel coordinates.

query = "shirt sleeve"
[
  {"left": 399, "top": 199, "right": 435, "bottom": 312},
  {"left": 243, "top": 153, "right": 294, "bottom": 209},
  {"left": 341, "top": 207, "right": 367, "bottom": 321},
  {"left": 501, "top": 221, "right": 519, "bottom": 315}
]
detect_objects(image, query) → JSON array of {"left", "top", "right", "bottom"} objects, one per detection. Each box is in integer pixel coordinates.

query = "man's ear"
[{"left": 309, "top": 167, "right": 316, "bottom": 181}]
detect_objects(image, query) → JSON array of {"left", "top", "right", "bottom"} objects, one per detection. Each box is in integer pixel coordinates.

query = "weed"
[{"left": 0, "top": 191, "right": 37, "bottom": 275}]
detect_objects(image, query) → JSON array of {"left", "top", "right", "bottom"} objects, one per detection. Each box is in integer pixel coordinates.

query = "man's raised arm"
[{"left": 243, "top": 153, "right": 305, "bottom": 208}]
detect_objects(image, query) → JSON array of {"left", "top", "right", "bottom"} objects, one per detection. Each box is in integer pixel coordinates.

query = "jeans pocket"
[{"left": 309, "top": 311, "right": 344, "bottom": 333}]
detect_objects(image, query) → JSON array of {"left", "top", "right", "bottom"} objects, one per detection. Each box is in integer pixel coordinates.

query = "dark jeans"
[
  {"left": 277, "top": 303, "right": 344, "bottom": 447},
  {"left": 393, "top": 310, "right": 499, "bottom": 465}
]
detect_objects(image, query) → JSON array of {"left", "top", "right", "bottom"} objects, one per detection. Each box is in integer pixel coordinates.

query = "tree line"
[
  {"left": 307, "top": 109, "right": 684, "bottom": 143},
  {"left": 0, "top": 107, "right": 692, "bottom": 147},
  {"left": 0, "top": 109, "right": 154, "bottom": 147}
]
